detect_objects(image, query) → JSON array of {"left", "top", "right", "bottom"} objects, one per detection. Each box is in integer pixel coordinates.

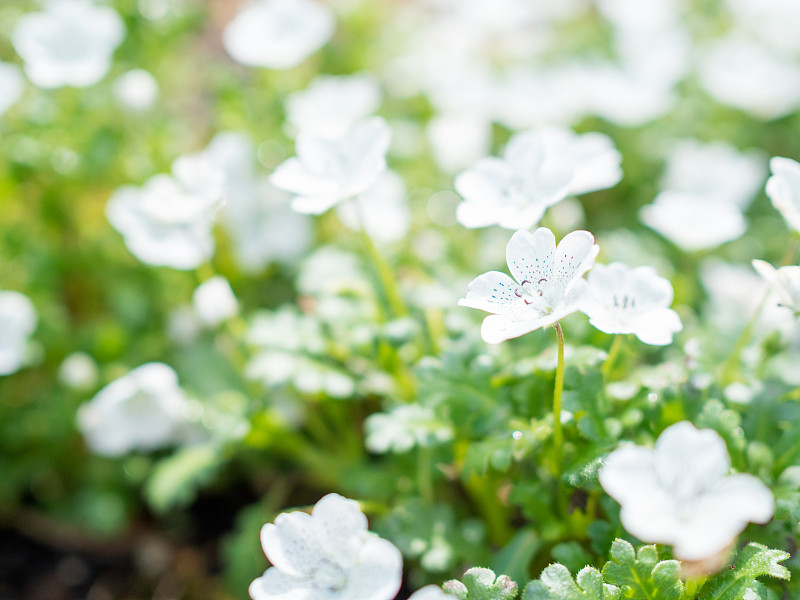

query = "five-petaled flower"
[
  {"left": 459, "top": 227, "right": 599, "bottom": 344},
  {"left": 599, "top": 421, "right": 774, "bottom": 561},
  {"left": 249, "top": 493, "right": 403, "bottom": 600},
  {"left": 752, "top": 259, "right": 800, "bottom": 315},
  {"left": 766, "top": 156, "right": 800, "bottom": 234}
]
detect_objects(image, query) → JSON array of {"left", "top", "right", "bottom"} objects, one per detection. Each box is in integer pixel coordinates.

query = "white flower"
[
  {"left": 599, "top": 421, "right": 774, "bottom": 561},
  {"left": 0, "top": 62, "right": 25, "bottom": 117},
  {"left": 582, "top": 263, "right": 682, "bottom": 345},
  {"left": 249, "top": 493, "right": 403, "bottom": 600},
  {"left": 58, "top": 352, "right": 98, "bottom": 390},
  {"left": 112, "top": 69, "right": 159, "bottom": 111},
  {"left": 77, "top": 363, "right": 190, "bottom": 456},
  {"left": 271, "top": 117, "right": 392, "bottom": 215},
  {"left": 106, "top": 154, "right": 225, "bottom": 270},
  {"left": 336, "top": 170, "right": 411, "bottom": 244},
  {"left": 454, "top": 132, "right": 573, "bottom": 230},
  {"left": 192, "top": 276, "right": 239, "bottom": 327},
  {"left": 365, "top": 405, "right": 454, "bottom": 454},
  {"left": 752, "top": 260, "right": 800, "bottom": 315},
  {"left": 0, "top": 290, "right": 37, "bottom": 376},
  {"left": 285, "top": 74, "right": 381, "bottom": 138},
  {"left": 12, "top": 0, "right": 125, "bottom": 89},
  {"left": 223, "top": 0, "right": 335, "bottom": 70},
  {"left": 459, "top": 228, "right": 599, "bottom": 344},
  {"left": 639, "top": 191, "right": 747, "bottom": 252},
  {"left": 766, "top": 156, "right": 800, "bottom": 233},
  {"left": 662, "top": 139, "right": 765, "bottom": 210},
  {"left": 426, "top": 112, "right": 491, "bottom": 174},
  {"left": 408, "top": 586, "right": 449, "bottom": 600}
]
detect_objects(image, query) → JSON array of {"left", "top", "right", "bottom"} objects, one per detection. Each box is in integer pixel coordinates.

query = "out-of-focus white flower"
[
  {"left": 599, "top": 421, "right": 774, "bottom": 561},
  {"left": 271, "top": 117, "right": 392, "bottom": 215},
  {"left": 223, "top": 0, "right": 335, "bottom": 70},
  {"left": 192, "top": 276, "right": 239, "bottom": 327},
  {"left": 766, "top": 156, "right": 800, "bottom": 233},
  {"left": 336, "top": 170, "right": 410, "bottom": 244},
  {"left": 112, "top": 69, "right": 159, "bottom": 111},
  {"left": 459, "top": 228, "right": 599, "bottom": 344},
  {"left": 106, "top": 154, "right": 225, "bottom": 270},
  {"left": 12, "top": 0, "right": 125, "bottom": 89},
  {"left": 77, "top": 363, "right": 191, "bottom": 456},
  {"left": 0, "top": 290, "right": 37, "bottom": 376},
  {"left": 0, "top": 62, "right": 25, "bottom": 117},
  {"left": 699, "top": 36, "right": 800, "bottom": 120},
  {"left": 204, "top": 132, "right": 311, "bottom": 272},
  {"left": 408, "top": 586, "right": 449, "bottom": 600},
  {"left": 725, "top": 0, "right": 800, "bottom": 58},
  {"left": 365, "top": 405, "right": 453, "bottom": 454},
  {"left": 582, "top": 262, "right": 682, "bottom": 345},
  {"left": 454, "top": 132, "right": 573, "bottom": 230},
  {"left": 285, "top": 74, "right": 381, "bottom": 138},
  {"left": 661, "top": 140, "right": 765, "bottom": 209},
  {"left": 250, "top": 493, "right": 403, "bottom": 600},
  {"left": 58, "top": 352, "right": 98, "bottom": 390},
  {"left": 752, "top": 260, "right": 800, "bottom": 315},
  {"left": 426, "top": 112, "right": 491, "bottom": 174},
  {"left": 639, "top": 191, "right": 747, "bottom": 252}
]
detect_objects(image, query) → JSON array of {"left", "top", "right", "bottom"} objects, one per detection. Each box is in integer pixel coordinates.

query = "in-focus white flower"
[
  {"left": 12, "top": 0, "right": 125, "bottom": 89},
  {"left": 77, "top": 363, "right": 191, "bottom": 456},
  {"left": 662, "top": 139, "right": 765, "bottom": 209},
  {"left": 192, "top": 276, "right": 239, "bottom": 327},
  {"left": 459, "top": 228, "right": 599, "bottom": 344},
  {"left": 223, "top": 0, "right": 335, "bottom": 70},
  {"left": 582, "top": 262, "right": 682, "bottom": 345},
  {"left": 112, "top": 69, "right": 159, "bottom": 111},
  {"left": 0, "top": 62, "right": 25, "bottom": 117},
  {"left": 285, "top": 74, "right": 381, "bottom": 138},
  {"left": 336, "top": 170, "right": 410, "bottom": 244},
  {"left": 106, "top": 154, "right": 225, "bottom": 270},
  {"left": 752, "top": 260, "right": 800, "bottom": 315},
  {"left": 639, "top": 191, "right": 747, "bottom": 252},
  {"left": 766, "top": 156, "right": 800, "bottom": 233},
  {"left": 249, "top": 493, "right": 403, "bottom": 600},
  {"left": 698, "top": 36, "right": 800, "bottom": 120},
  {"left": 599, "top": 421, "right": 774, "bottom": 561},
  {"left": 0, "top": 290, "right": 37, "bottom": 376},
  {"left": 454, "top": 132, "right": 573, "bottom": 230},
  {"left": 365, "top": 405, "right": 453, "bottom": 454},
  {"left": 271, "top": 117, "right": 392, "bottom": 215}
]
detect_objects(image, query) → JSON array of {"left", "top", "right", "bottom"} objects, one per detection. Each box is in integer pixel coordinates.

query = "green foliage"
[
  {"left": 601, "top": 540, "right": 683, "bottom": 600},
  {"left": 524, "top": 565, "right": 618, "bottom": 600},
  {"left": 697, "top": 543, "right": 790, "bottom": 600},
  {"left": 144, "top": 445, "right": 222, "bottom": 513},
  {"left": 444, "top": 567, "right": 519, "bottom": 600}
]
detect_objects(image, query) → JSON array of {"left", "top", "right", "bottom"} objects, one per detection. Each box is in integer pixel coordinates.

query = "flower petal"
[
  {"left": 505, "top": 228, "right": 556, "bottom": 291},
  {"left": 480, "top": 314, "right": 547, "bottom": 344},
  {"left": 249, "top": 567, "right": 314, "bottom": 600},
  {"left": 458, "top": 271, "right": 530, "bottom": 318}
]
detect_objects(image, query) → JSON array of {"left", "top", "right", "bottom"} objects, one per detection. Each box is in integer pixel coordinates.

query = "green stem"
[
  {"left": 602, "top": 334, "right": 624, "bottom": 380},
  {"left": 720, "top": 291, "right": 768, "bottom": 386},
  {"left": 417, "top": 445, "right": 434, "bottom": 504},
  {"left": 553, "top": 322, "right": 566, "bottom": 515}
]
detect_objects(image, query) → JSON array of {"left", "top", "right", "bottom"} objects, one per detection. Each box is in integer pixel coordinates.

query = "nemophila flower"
[
  {"left": 726, "top": 0, "right": 800, "bottom": 57},
  {"left": 223, "top": 0, "right": 334, "bottom": 70},
  {"left": 407, "top": 586, "right": 449, "bottom": 600},
  {"left": 192, "top": 276, "right": 239, "bottom": 327},
  {"left": 12, "top": 0, "right": 125, "bottom": 89},
  {"left": 285, "top": 74, "right": 381, "bottom": 138},
  {"left": 599, "top": 421, "right": 774, "bottom": 561},
  {"left": 249, "top": 493, "right": 403, "bottom": 600},
  {"left": 582, "top": 262, "right": 683, "bottom": 345},
  {"left": 106, "top": 154, "right": 225, "bottom": 270},
  {"left": 0, "top": 289, "right": 37, "bottom": 376},
  {"left": 0, "top": 62, "right": 24, "bottom": 117},
  {"left": 112, "top": 69, "right": 159, "bottom": 112},
  {"left": 204, "top": 132, "right": 311, "bottom": 272},
  {"left": 459, "top": 228, "right": 599, "bottom": 344},
  {"left": 336, "top": 170, "right": 411, "bottom": 244},
  {"left": 766, "top": 156, "right": 800, "bottom": 233},
  {"left": 364, "top": 405, "right": 454, "bottom": 454},
  {"left": 752, "top": 260, "right": 800, "bottom": 315},
  {"left": 77, "top": 363, "right": 191, "bottom": 456},
  {"left": 271, "top": 117, "right": 392, "bottom": 215},
  {"left": 639, "top": 191, "right": 747, "bottom": 252},
  {"left": 454, "top": 132, "right": 573, "bottom": 230},
  {"left": 58, "top": 352, "right": 98, "bottom": 391}
]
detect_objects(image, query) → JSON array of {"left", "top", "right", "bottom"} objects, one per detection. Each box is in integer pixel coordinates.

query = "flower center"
[
  {"left": 311, "top": 558, "right": 347, "bottom": 592},
  {"left": 515, "top": 278, "right": 558, "bottom": 315}
]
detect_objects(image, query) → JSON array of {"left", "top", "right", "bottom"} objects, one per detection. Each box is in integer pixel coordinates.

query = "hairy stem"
[{"left": 553, "top": 321, "right": 566, "bottom": 514}]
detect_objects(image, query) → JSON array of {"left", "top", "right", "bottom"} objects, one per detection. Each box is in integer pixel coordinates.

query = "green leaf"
[
  {"left": 444, "top": 567, "right": 519, "bottom": 600},
  {"left": 523, "top": 564, "right": 619, "bottom": 600},
  {"left": 697, "top": 543, "right": 790, "bottom": 600},
  {"left": 601, "top": 539, "right": 683, "bottom": 600},
  {"left": 144, "top": 445, "right": 222, "bottom": 513}
]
